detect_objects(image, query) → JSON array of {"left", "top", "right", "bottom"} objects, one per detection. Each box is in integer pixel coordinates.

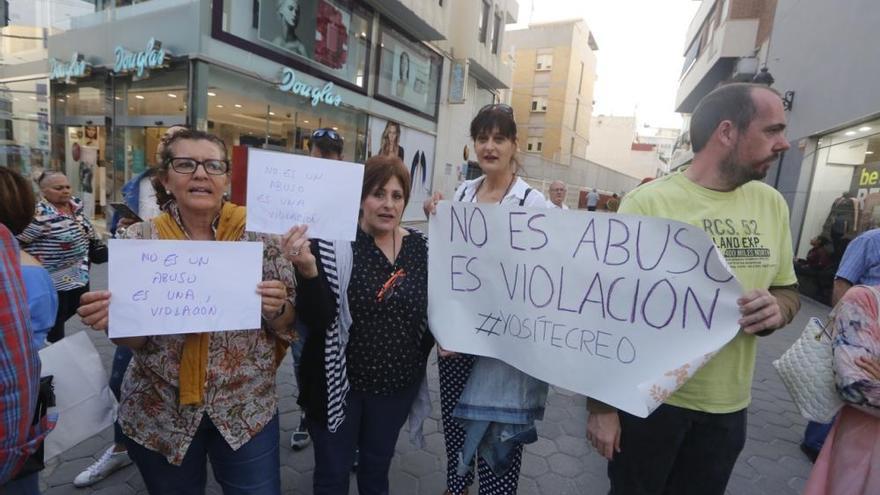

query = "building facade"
[
  {"left": 0, "top": 0, "right": 520, "bottom": 223},
  {"left": 763, "top": 0, "right": 880, "bottom": 264},
  {"left": 584, "top": 116, "right": 675, "bottom": 180},
  {"left": 504, "top": 19, "right": 597, "bottom": 164}
]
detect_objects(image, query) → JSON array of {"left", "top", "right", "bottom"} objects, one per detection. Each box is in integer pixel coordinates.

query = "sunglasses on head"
[
  {"left": 478, "top": 103, "right": 514, "bottom": 115},
  {"left": 312, "top": 128, "right": 343, "bottom": 143}
]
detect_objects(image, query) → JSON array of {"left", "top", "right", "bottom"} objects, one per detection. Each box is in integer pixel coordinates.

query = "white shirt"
[
  {"left": 549, "top": 201, "right": 569, "bottom": 210},
  {"left": 454, "top": 175, "right": 548, "bottom": 208},
  {"left": 138, "top": 176, "right": 162, "bottom": 221}
]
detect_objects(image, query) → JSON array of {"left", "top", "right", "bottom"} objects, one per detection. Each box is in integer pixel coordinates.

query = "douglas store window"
[
  {"left": 215, "top": 0, "right": 371, "bottom": 90},
  {"left": 375, "top": 24, "right": 443, "bottom": 119}
]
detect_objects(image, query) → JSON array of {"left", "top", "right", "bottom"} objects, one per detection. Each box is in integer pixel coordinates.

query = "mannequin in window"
[{"left": 274, "top": 0, "right": 307, "bottom": 57}]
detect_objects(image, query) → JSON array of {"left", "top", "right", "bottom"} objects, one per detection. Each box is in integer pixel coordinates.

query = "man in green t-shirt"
[{"left": 586, "top": 83, "right": 801, "bottom": 495}]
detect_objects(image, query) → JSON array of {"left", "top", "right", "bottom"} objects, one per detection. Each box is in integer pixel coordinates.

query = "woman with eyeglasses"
[
  {"left": 76, "top": 130, "right": 296, "bottom": 494},
  {"left": 73, "top": 124, "right": 190, "bottom": 490},
  {"left": 17, "top": 171, "right": 101, "bottom": 344},
  {"left": 424, "top": 103, "right": 550, "bottom": 495},
  {"left": 283, "top": 155, "right": 433, "bottom": 494}
]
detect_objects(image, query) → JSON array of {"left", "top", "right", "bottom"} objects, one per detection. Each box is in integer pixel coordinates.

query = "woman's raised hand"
[
  {"left": 282, "top": 225, "right": 318, "bottom": 279},
  {"left": 423, "top": 191, "right": 444, "bottom": 217},
  {"left": 78, "top": 290, "right": 111, "bottom": 331}
]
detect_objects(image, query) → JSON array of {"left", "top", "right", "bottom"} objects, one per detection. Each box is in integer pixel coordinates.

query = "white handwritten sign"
[
  {"left": 428, "top": 202, "right": 744, "bottom": 418},
  {"left": 108, "top": 240, "right": 263, "bottom": 338},
  {"left": 246, "top": 148, "right": 364, "bottom": 240}
]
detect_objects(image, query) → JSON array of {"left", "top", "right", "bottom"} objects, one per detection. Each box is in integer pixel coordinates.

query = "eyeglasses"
[
  {"left": 312, "top": 128, "right": 343, "bottom": 143},
  {"left": 165, "top": 157, "right": 229, "bottom": 175},
  {"left": 376, "top": 268, "right": 406, "bottom": 303},
  {"left": 478, "top": 103, "right": 514, "bottom": 115}
]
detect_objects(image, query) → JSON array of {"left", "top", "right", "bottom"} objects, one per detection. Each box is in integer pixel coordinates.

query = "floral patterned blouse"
[
  {"left": 117, "top": 208, "right": 296, "bottom": 465},
  {"left": 831, "top": 286, "right": 880, "bottom": 415}
]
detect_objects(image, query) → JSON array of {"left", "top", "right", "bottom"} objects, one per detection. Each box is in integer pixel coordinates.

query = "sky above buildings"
[{"left": 512, "top": 0, "right": 700, "bottom": 130}]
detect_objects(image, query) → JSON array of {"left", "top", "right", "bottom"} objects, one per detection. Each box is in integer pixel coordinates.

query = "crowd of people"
[{"left": 0, "top": 82, "right": 878, "bottom": 495}]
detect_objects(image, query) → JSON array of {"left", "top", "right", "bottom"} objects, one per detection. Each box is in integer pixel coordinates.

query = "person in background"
[
  {"left": 425, "top": 103, "right": 550, "bottom": 495},
  {"left": 17, "top": 171, "right": 99, "bottom": 344},
  {"left": 287, "top": 127, "right": 347, "bottom": 454},
  {"left": 548, "top": 180, "right": 569, "bottom": 209},
  {"left": 605, "top": 193, "right": 620, "bottom": 213},
  {"left": 74, "top": 124, "right": 189, "bottom": 488},
  {"left": 800, "top": 227, "right": 880, "bottom": 463},
  {"left": 588, "top": 83, "right": 800, "bottom": 494},
  {"left": 0, "top": 174, "right": 55, "bottom": 494},
  {"left": 310, "top": 128, "right": 344, "bottom": 160},
  {"left": 77, "top": 130, "right": 296, "bottom": 494},
  {"left": 803, "top": 286, "right": 880, "bottom": 494},
  {"left": 284, "top": 155, "right": 433, "bottom": 494},
  {"left": 585, "top": 187, "right": 600, "bottom": 211},
  {"left": 110, "top": 125, "right": 188, "bottom": 235},
  {"left": 0, "top": 168, "right": 57, "bottom": 350}
]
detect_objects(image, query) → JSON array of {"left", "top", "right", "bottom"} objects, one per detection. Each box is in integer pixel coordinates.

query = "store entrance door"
[{"left": 112, "top": 117, "right": 185, "bottom": 205}]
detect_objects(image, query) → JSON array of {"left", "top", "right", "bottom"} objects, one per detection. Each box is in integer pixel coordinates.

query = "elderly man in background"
[{"left": 548, "top": 180, "right": 569, "bottom": 209}]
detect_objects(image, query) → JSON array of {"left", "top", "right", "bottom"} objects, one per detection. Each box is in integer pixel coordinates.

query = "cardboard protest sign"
[
  {"left": 428, "top": 201, "right": 743, "bottom": 418},
  {"left": 108, "top": 239, "right": 263, "bottom": 338},
  {"left": 246, "top": 148, "right": 364, "bottom": 240}
]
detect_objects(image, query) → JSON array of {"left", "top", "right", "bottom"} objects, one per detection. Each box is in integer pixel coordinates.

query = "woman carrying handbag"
[{"left": 803, "top": 285, "right": 880, "bottom": 494}]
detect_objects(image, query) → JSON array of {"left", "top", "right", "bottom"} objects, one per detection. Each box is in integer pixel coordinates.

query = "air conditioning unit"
[{"left": 731, "top": 57, "right": 759, "bottom": 82}]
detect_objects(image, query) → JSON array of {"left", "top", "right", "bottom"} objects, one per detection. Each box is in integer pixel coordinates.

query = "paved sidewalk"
[{"left": 39, "top": 263, "right": 825, "bottom": 494}]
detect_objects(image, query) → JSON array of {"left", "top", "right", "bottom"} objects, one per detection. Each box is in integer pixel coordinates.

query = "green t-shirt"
[{"left": 619, "top": 172, "right": 797, "bottom": 413}]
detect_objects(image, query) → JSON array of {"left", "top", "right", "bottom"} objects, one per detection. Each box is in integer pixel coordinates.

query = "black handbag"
[
  {"left": 12, "top": 376, "right": 55, "bottom": 480},
  {"left": 89, "top": 238, "right": 108, "bottom": 264}
]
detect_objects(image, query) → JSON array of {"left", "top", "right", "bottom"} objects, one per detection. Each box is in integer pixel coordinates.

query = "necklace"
[{"left": 473, "top": 174, "right": 517, "bottom": 204}]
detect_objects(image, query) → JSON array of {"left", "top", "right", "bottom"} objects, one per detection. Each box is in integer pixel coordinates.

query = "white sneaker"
[{"left": 73, "top": 445, "right": 133, "bottom": 487}]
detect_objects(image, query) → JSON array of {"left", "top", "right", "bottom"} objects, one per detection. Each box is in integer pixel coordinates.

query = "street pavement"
[{"left": 38, "top": 262, "right": 823, "bottom": 494}]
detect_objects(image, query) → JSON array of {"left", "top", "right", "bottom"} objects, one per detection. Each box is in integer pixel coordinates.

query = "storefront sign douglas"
[
  {"left": 50, "top": 53, "right": 91, "bottom": 83},
  {"left": 114, "top": 38, "right": 170, "bottom": 79},
  {"left": 278, "top": 67, "right": 343, "bottom": 107}
]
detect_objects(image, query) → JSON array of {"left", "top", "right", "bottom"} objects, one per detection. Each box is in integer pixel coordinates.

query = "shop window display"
[
  {"left": 797, "top": 118, "right": 880, "bottom": 304},
  {"left": 375, "top": 25, "right": 443, "bottom": 118},
  {"left": 0, "top": 80, "right": 51, "bottom": 180},
  {"left": 219, "top": 0, "right": 370, "bottom": 90}
]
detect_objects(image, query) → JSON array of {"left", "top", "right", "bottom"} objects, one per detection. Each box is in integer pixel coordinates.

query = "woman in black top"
[{"left": 283, "top": 155, "right": 433, "bottom": 495}]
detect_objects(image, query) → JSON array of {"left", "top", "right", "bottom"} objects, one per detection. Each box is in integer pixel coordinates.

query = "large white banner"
[{"left": 428, "top": 202, "right": 744, "bottom": 418}]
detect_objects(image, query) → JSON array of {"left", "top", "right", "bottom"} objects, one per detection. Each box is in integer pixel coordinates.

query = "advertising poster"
[
  {"left": 376, "top": 28, "right": 440, "bottom": 116},
  {"left": 258, "top": 0, "right": 359, "bottom": 81},
  {"left": 368, "top": 117, "right": 435, "bottom": 222}
]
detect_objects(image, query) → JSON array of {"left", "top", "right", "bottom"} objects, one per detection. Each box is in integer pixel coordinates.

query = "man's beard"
[{"left": 719, "top": 149, "right": 778, "bottom": 189}]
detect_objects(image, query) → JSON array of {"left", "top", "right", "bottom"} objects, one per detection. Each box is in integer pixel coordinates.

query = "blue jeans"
[
  {"left": 310, "top": 383, "right": 420, "bottom": 495},
  {"left": 0, "top": 473, "right": 40, "bottom": 495},
  {"left": 109, "top": 346, "right": 134, "bottom": 444},
  {"left": 124, "top": 414, "right": 280, "bottom": 495},
  {"left": 803, "top": 420, "right": 834, "bottom": 451}
]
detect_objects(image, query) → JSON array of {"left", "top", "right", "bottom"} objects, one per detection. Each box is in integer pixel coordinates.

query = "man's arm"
[
  {"left": 0, "top": 225, "right": 40, "bottom": 483},
  {"left": 832, "top": 278, "right": 853, "bottom": 307}
]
